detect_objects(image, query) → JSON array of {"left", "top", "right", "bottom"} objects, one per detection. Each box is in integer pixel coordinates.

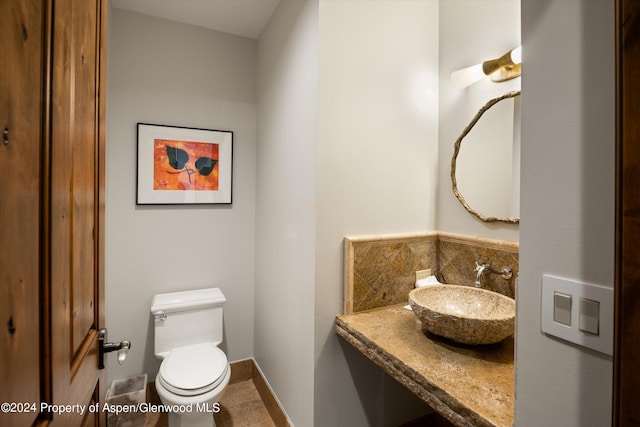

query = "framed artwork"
[{"left": 136, "top": 123, "right": 232, "bottom": 205}]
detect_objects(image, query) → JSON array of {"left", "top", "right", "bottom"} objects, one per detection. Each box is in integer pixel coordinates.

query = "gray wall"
[
  {"left": 254, "top": 1, "right": 318, "bottom": 425},
  {"left": 106, "top": 8, "right": 257, "bottom": 383},
  {"left": 314, "top": 1, "right": 440, "bottom": 426},
  {"left": 517, "top": 0, "right": 615, "bottom": 425}
]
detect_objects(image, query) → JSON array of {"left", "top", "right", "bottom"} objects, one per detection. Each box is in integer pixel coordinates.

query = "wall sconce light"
[{"left": 451, "top": 46, "right": 522, "bottom": 89}]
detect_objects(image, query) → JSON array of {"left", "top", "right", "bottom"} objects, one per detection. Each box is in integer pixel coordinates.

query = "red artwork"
[{"left": 153, "top": 139, "right": 219, "bottom": 191}]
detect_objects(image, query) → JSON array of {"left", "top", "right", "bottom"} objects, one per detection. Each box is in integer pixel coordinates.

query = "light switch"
[
  {"left": 553, "top": 292, "right": 572, "bottom": 326},
  {"left": 579, "top": 298, "right": 600, "bottom": 335},
  {"left": 541, "top": 275, "right": 614, "bottom": 356}
]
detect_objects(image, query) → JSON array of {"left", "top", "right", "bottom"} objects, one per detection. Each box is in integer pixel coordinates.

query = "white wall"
[
  {"left": 517, "top": 0, "right": 615, "bottom": 425},
  {"left": 106, "top": 8, "right": 257, "bottom": 383},
  {"left": 314, "top": 1, "right": 440, "bottom": 425},
  {"left": 254, "top": 1, "right": 318, "bottom": 425},
  {"left": 438, "top": 0, "right": 520, "bottom": 240}
]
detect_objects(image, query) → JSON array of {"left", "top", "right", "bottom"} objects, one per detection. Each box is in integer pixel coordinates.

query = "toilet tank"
[{"left": 151, "top": 287, "right": 226, "bottom": 358}]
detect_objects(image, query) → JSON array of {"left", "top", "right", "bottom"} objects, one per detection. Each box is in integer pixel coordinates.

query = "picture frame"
[{"left": 136, "top": 123, "right": 233, "bottom": 205}]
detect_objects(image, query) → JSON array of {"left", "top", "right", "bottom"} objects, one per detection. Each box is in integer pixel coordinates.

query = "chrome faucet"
[
  {"left": 474, "top": 262, "right": 491, "bottom": 287},
  {"left": 473, "top": 261, "right": 514, "bottom": 287}
]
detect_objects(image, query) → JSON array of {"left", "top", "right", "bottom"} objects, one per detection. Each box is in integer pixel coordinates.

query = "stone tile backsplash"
[
  {"left": 344, "top": 232, "right": 518, "bottom": 314},
  {"left": 437, "top": 233, "right": 519, "bottom": 298},
  {"left": 345, "top": 233, "right": 438, "bottom": 313}
]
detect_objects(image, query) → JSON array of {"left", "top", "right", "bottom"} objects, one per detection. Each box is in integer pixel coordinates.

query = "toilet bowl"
[
  {"left": 155, "top": 342, "right": 231, "bottom": 427},
  {"left": 151, "top": 288, "right": 230, "bottom": 427}
]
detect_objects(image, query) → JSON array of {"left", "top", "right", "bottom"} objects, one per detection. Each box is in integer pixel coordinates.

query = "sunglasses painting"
[
  {"left": 153, "top": 139, "right": 219, "bottom": 191},
  {"left": 137, "top": 123, "right": 233, "bottom": 205}
]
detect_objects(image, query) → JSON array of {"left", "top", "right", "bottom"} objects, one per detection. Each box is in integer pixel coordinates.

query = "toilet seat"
[{"left": 158, "top": 342, "right": 229, "bottom": 397}]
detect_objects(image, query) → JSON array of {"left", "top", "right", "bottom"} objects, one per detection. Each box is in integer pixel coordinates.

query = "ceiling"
[{"left": 111, "top": 0, "right": 281, "bottom": 39}]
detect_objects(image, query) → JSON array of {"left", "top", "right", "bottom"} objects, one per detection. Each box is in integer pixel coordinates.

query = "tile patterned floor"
[
  {"left": 213, "top": 379, "right": 276, "bottom": 427},
  {"left": 107, "top": 379, "right": 276, "bottom": 427}
]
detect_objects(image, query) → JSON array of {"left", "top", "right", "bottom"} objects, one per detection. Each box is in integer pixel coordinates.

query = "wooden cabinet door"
[
  {"left": 47, "top": 0, "right": 107, "bottom": 425},
  {"left": 0, "top": 1, "right": 44, "bottom": 424}
]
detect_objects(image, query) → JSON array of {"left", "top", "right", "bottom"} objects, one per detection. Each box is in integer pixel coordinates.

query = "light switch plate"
[{"left": 541, "top": 275, "right": 613, "bottom": 355}]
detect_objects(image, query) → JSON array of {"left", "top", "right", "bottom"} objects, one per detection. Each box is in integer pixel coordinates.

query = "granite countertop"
[{"left": 336, "top": 304, "right": 514, "bottom": 427}]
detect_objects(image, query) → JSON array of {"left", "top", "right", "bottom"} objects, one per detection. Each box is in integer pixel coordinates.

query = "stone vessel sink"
[{"left": 408, "top": 285, "right": 515, "bottom": 345}]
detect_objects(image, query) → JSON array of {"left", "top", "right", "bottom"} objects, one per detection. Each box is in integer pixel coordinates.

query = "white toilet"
[{"left": 151, "top": 288, "right": 231, "bottom": 427}]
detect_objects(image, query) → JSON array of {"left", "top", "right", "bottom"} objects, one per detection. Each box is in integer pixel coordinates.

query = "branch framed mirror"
[{"left": 451, "top": 90, "right": 521, "bottom": 224}]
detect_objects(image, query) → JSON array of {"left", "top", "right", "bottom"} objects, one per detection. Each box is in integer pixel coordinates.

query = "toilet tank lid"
[{"left": 151, "top": 288, "right": 226, "bottom": 314}]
